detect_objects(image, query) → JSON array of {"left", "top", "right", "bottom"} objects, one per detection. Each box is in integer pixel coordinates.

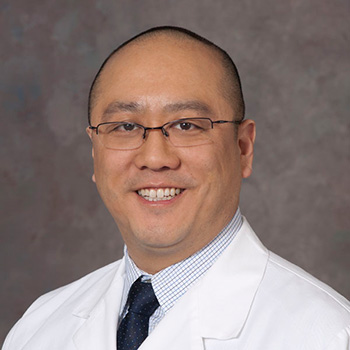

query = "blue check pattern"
[{"left": 119, "top": 208, "right": 243, "bottom": 333}]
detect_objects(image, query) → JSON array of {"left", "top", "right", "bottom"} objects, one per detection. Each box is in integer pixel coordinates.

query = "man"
[{"left": 3, "top": 26, "right": 349, "bottom": 349}]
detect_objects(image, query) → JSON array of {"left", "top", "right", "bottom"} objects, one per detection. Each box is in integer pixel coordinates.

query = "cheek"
[
  {"left": 209, "top": 143, "right": 241, "bottom": 193},
  {"left": 186, "top": 142, "right": 238, "bottom": 190},
  {"left": 209, "top": 139, "right": 239, "bottom": 172},
  {"left": 93, "top": 151, "right": 111, "bottom": 185},
  {"left": 93, "top": 148, "right": 131, "bottom": 196}
]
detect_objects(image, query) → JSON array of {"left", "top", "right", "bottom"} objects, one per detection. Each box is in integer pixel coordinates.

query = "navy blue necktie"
[{"left": 117, "top": 277, "right": 159, "bottom": 350}]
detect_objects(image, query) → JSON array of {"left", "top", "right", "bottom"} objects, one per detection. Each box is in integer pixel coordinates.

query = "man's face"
[{"left": 88, "top": 36, "right": 255, "bottom": 272}]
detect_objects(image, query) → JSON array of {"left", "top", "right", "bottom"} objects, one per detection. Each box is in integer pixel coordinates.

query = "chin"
[{"left": 133, "top": 225, "right": 189, "bottom": 250}]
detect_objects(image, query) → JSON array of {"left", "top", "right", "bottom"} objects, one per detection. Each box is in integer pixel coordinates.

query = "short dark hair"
[{"left": 88, "top": 26, "right": 245, "bottom": 125}]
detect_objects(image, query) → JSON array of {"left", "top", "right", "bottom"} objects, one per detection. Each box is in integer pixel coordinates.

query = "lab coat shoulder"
[
  {"left": 268, "top": 251, "right": 350, "bottom": 315},
  {"left": 236, "top": 250, "right": 350, "bottom": 349},
  {"left": 270, "top": 251, "right": 349, "bottom": 324},
  {"left": 2, "top": 259, "right": 125, "bottom": 350}
]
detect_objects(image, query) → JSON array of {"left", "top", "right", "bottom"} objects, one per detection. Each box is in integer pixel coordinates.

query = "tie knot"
[{"left": 127, "top": 277, "right": 159, "bottom": 317}]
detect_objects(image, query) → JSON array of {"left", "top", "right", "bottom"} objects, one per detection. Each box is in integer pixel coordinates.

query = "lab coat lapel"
[
  {"left": 139, "top": 283, "right": 204, "bottom": 350},
  {"left": 72, "top": 259, "right": 126, "bottom": 350},
  {"left": 198, "top": 218, "right": 269, "bottom": 340},
  {"left": 139, "top": 219, "right": 268, "bottom": 349}
]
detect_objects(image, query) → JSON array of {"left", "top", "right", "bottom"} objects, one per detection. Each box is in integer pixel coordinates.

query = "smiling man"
[{"left": 3, "top": 26, "right": 349, "bottom": 350}]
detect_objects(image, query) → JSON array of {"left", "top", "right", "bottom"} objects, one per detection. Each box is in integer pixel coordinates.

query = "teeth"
[{"left": 137, "top": 187, "right": 183, "bottom": 201}]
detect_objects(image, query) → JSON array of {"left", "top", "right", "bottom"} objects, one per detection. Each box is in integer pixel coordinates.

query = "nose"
[{"left": 134, "top": 128, "right": 181, "bottom": 171}]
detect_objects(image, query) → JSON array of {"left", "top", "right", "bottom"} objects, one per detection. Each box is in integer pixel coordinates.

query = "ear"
[
  {"left": 238, "top": 119, "right": 256, "bottom": 178},
  {"left": 86, "top": 126, "right": 95, "bottom": 159},
  {"left": 86, "top": 126, "right": 93, "bottom": 142},
  {"left": 86, "top": 127, "right": 96, "bottom": 182}
]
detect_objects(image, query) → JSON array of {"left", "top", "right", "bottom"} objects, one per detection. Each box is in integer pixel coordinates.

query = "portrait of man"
[{"left": 2, "top": 26, "right": 349, "bottom": 350}]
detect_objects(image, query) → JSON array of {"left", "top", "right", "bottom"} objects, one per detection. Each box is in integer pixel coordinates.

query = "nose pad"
[
  {"left": 143, "top": 126, "right": 169, "bottom": 141},
  {"left": 143, "top": 127, "right": 171, "bottom": 147},
  {"left": 162, "top": 128, "right": 169, "bottom": 137}
]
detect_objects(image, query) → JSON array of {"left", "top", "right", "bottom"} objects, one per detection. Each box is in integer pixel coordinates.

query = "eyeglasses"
[{"left": 89, "top": 117, "right": 242, "bottom": 150}]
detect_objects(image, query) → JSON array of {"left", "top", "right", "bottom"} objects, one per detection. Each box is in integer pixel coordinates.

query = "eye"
[
  {"left": 109, "top": 122, "right": 138, "bottom": 133},
  {"left": 173, "top": 120, "right": 203, "bottom": 131},
  {"left": 120, "top": 123, "right": 136, "bottom": 131},
  {"left": 181, "top": 122, "right": 195, "bottom": 130}
]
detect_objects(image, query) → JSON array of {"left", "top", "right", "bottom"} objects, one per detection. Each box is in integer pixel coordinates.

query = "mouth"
[{"left": 137, "top": 187, "right": 184, "bottom": 202}]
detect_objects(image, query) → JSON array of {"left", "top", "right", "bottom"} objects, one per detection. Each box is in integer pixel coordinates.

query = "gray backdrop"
[{"left": 1, "top": 0, "right": 349, "bottom": 343}]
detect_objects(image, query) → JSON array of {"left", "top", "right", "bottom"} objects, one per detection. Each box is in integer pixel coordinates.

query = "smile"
[{"left": 137, "top": 187, "right": 184, "bottom": 201}]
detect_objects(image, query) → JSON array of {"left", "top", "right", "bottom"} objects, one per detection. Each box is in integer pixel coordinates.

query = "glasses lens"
[
  {"left": 165, "top": 118, "right": 213, "bottom": 147},
  {"left": 97, "top": 122, "right": 144, "bottom": 150}
]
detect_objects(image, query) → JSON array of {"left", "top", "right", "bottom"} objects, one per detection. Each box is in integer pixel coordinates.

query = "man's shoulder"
[
  {"left": 25, "top": 259, "right": 123, "bottom": 315},
  {"left": 257, "top": 250, "right": 350, "bottom": 332},
  {"left": 238, "top": 220, "right": 349, "bottom": 318},
  {"left": 2, "top": 259, "right": 124, "bottom": 350},
  {"left": 266, "top": 251, "right": 349, "bottom": 310},
  {"left": 224, "top": 235, "right": 350, "bottom": 348}
]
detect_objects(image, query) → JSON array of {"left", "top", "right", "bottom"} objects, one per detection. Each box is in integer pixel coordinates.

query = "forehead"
[{"left": 92, "top": 36, "right": 231, "bottom": 122}]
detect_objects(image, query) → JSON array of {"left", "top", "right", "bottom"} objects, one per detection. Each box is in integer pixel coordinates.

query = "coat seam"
[{"left": 269, "top": 254, "right": 350, "bottom": 313}]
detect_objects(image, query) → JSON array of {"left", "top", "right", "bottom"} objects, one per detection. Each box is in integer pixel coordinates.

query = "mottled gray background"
[{"left": 1, "top": 0, "right": 349, "bottom": 343}]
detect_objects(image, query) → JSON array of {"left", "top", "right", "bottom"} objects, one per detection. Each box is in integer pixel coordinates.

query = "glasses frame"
[{"left": 88, "top": 117, "right": 243, "bottom": 149}]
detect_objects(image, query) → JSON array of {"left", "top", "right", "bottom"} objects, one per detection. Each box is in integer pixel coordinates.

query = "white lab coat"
[{"left": 3, "top": 218, "right": 350, "bottom": 349}]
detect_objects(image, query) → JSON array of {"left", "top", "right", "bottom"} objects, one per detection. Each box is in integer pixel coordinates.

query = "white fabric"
[{"left": 2, "top": 218, "right": 350, "bottom": 350}]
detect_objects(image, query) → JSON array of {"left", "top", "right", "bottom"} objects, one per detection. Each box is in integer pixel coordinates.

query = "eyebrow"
[
  {"left": 100, "top": 100, "right": 214, "bottom": 122},
  {"left": 101, "top": 101, "right": 142, "bottom": 122},
  {"left": 163, "top": 101, "right": 214, "bottom": 116}
]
